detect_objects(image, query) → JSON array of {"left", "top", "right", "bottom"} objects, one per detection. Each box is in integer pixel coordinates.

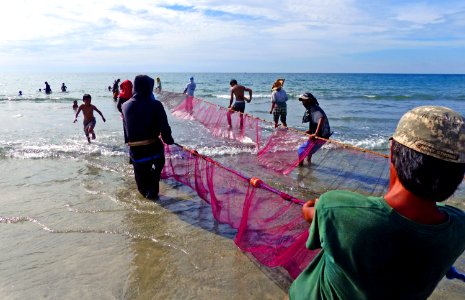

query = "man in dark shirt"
[
  {"left": 298, "top": 93, "right": 331, "bottom": 165},
  {"left": 122, "top": 75, "right": 174, "bottom": 200}
]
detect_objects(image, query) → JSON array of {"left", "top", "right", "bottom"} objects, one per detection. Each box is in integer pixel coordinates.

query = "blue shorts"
[
  {"left": 232, "top": 101, "right": 245, "bottom": 113},
  {"left": 83, "top": 118, "right": 96, "bottom": 134}
]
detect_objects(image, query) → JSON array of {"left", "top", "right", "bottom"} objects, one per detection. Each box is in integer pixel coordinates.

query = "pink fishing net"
[
  {"left": 171, "top": 95, "right": 262, "bottom": 148},
  {"left": 167, "top": 93, "right": 335, "bottom": 174},
  {"left": 161, "top": 144, "right": 319, "bottom": 279},
  {"left": 157, "top": 92, "right": 395, "bottom": 279},
  {"left": 257, "top": 129, "right": 328, "bottom": 175},
  {"left": 158, "top": 92, "right": 465, "bottom": 284}
]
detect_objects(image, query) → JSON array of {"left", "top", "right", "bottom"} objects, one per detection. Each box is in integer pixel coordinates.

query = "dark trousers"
[{"left": 132, "top": 156, "right": 165, "bottom": 199}]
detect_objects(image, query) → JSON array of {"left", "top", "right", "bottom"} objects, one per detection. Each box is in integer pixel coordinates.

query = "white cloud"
[{"left": 0, "top": 0, "right": 464, "bottom": 72}]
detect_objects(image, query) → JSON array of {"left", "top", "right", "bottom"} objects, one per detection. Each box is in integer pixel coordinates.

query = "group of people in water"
[
  {"left": 18, "top": 81, "right": 68, "bottom": 96},
  {"left": 68, "top": 74, "right": 465, "bottom": 300}
]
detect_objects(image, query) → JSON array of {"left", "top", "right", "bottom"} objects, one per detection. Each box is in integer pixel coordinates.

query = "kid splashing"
[{"left": 74, "top": 94, "right": 106, "bottom": 143}]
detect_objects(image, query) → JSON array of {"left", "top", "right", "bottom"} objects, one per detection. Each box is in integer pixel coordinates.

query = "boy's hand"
[
  {"left": 302, "top": 198, "right": 318, "bottom": 223},
  {"left": 73, "top": 118, "right": 77, "bottom": 123},
  {"left": 103, "top": 117, "right": 106, "bottom": 122}
]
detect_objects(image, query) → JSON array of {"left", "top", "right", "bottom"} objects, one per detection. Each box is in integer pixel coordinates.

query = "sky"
[{"left": 1, "top": 0, "right": 465, "bottom": 73}]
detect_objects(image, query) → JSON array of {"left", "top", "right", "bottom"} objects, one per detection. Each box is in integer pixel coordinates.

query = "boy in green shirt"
[{"left": 289, "top": 106, "right": 465, "bottom": 299}]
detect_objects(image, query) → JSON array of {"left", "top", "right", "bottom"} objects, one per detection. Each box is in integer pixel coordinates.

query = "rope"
[
  {"left": 190, "top": 96, "right": 390, "bottom": 159},
  {"left": 166, "top": 92, "right": 465, "bottom": 180}
]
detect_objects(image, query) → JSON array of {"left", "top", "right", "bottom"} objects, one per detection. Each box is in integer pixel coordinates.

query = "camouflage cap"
[{"left": 392, "top": 106, "right": 465, "bottom": 163}]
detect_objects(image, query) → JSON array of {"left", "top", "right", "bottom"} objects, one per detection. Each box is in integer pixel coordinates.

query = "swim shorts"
[
  {"left": 273, "top": 104, "right": 287, "bottom": 123},
  {"left": 232, "top": 101, "right": 245, "bottom": 113},
  {"left": 83, "top": 118, "right": 96, "bottom": 135}
]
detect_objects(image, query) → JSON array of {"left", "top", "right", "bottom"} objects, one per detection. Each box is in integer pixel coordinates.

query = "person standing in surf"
[
  {"left": 228, "top": 79, "right": 252, "bottom": 128},
  {"left": 183, "top": 76, "right": 196, "bottom": 113},
  {"left": 74, "top": 94, "right": 106, "bottom": 143},
  {"left": 44, "top": 81, "right": 52, "bottom": 94},
  {"left": 116, "top": 79, "right": 133, "bottom": 113},
  {"left": 269, "top": 78, "right": 288, "bottom": 128},
  {"left": 155, "top": 77, "right": 162, "bottom": 93},
  {"left": 112, "top": 79, "right": 120, "bottom": 101},
  {"left": 122, "top": 75, "right": 174, "bottom": 200},
  {"left": 298, "top": 92, "right": 331, "bottom": 166}
]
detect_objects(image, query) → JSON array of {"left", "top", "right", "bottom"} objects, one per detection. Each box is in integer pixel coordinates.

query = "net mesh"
[
  {"left": 257, "top": 129, "right": 329, "bottom": 174},
  {"left": 161, "top": 144, "right": 318, "bottom": 279},
  {"left": 171, "top": 95, "right": 262, "bottom": 148},
  {"left": 157, "top": 91, "right": 464, "bottom": 280}
]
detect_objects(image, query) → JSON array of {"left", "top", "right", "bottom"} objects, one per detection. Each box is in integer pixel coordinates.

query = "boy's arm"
[
  {"left": 229, "top": 90, "right": 234, "bottom": 108},
  {"left": 270, "top": 92, "right": 276, "bottom": 113},
  {"left": 270, "top": 102, "right": 275, "bottom": 114},
  {"left": 314, "top": 117, "right": 325, "bottom": 138},
  {"left": 246, "top": 87, "right": 252, "bottom": 103},
  {"left": 307, "top": 117, "right": 325, "bottom": 138},
  {"left": 94, "top": 106, "right": 106, "bottom": 122},
  {"left": 73, "top": 106, "right": 82, "bottom": 122}
]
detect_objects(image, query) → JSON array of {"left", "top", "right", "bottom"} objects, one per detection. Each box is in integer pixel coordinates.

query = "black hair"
[
  {"left": 83, "top": 94, "right": 92, "bottom": 100},
  {"left": 391, "top": 139, "right": 465, "bottom": 202},
  {"left": 230, "top": 79, "right": 237, "bottom": 86}
]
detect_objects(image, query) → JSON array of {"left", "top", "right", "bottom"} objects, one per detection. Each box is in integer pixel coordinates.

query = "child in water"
[
  {"left": 72, "top": 100, "right": 78, "bottom": 110},
  {"left": 73, "top": 94, "right": 106, "bottom": 143}
]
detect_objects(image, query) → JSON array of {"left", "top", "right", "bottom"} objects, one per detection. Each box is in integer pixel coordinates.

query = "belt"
[{"left": 128, "top": 139, "right": 157, "bottom": 147}]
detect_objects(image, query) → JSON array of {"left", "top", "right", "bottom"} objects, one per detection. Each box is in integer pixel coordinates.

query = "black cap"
[{"left": 298, "top": 92, "right": 319, "bottom": 105}]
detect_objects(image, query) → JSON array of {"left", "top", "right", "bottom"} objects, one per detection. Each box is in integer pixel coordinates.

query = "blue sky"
[{"left": 1, "top": 0, "right": 464, "bottom": 73}]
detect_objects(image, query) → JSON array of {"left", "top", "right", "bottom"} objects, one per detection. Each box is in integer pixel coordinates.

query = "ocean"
[{"left": 0, "top": 72, "right": 464, "bottom": 299}]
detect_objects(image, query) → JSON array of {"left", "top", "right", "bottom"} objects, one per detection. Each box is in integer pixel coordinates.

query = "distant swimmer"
[
  {"left": 18, "top": 91, "right": 23, "bottom": 96},
  {"left": 39, "top": 88, "right": 42, "bottom": 92},
  {"left": 61, "top": 83, "right": 67, "bottom": 92},
  {"left": 44, "top": 82, "right": 52, "bottom": 94},
  {"left": 108, "top": 86, "right": 111, "bottom": 91},
  {"left": 155, "top": 77, "right": 162, "bottom": 93},
  {"left": 72, "top": 100, "right": 78, "bottom": 110},
  {"left": 112, "top": 79, "right": 120, "bottom": 101},
  {"left": 74, "top": 94, "right": 106, "bottom": 143},
  {"left": 228, "top": 79, "right": 252, "bottom": 128}
]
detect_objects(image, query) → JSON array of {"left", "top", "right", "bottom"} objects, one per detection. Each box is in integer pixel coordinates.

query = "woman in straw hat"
[{"left": 269, "top": 78, "right": 288, "bottom": 128}]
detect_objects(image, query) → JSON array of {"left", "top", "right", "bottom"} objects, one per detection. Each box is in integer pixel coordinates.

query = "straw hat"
[{"left": 272, "top": 79, "right": 285, "bottom": 91}]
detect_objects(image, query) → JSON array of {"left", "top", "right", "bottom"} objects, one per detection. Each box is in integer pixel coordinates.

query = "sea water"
[{"left": 0, "top": 72, "right": 464, "bottom": 299}]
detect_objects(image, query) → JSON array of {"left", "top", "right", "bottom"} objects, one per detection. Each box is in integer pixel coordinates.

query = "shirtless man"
[
  {"left": 74, "top": 94, "right": 106, "bottom": 143},
  {"left": 228, "top": 79, "right": 252, "bottom": 127}
]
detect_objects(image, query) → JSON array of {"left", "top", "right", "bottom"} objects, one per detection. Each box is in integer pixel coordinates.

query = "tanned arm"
[{"left": 94, "top": 106, "right": 106, "bottom": 122}]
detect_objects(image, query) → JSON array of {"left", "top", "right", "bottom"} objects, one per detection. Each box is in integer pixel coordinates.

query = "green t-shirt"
[{"left": 289, "top": 190, "right": 465, "bottom": 300}]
